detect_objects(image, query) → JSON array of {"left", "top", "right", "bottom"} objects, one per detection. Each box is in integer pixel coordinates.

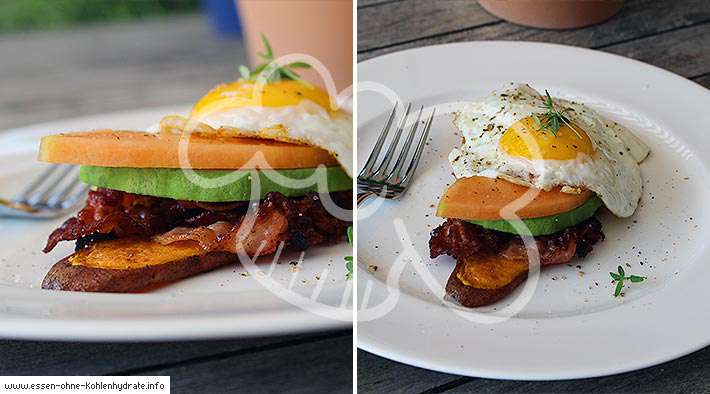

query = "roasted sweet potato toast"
[
  {"left": 445, "top": 255, "right": 529, "bottom": 307},
  {"left": 41, "top": 238, "right": 237, "bottom": 292},
  {"left": 431, "top": 217, "right": 604, "bottom": 307}
]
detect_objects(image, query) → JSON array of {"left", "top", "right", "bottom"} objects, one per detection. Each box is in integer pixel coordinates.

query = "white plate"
[
  {"left": 0, "top": 106, "right": 352, "bottom": 341},
  {"left": 357, "top": 42, "right": 710, "bottom": 380}
]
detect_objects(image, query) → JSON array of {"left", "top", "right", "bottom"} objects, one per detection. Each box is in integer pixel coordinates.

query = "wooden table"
[
  {"left": 357, "top": 0, "right": 710, "bottom": 392},
  {"left": 0, "top": 15, "right": 352, "bottom": 392}
]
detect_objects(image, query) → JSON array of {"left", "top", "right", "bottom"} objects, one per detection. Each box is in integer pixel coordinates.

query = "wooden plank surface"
[
  {"left": 142, "top": 334, "right": 352, "bottom": 393},
  {"left": 602, "top": 22, "right": 710, "bottom": 79},
  {"left": 357, "top": 0, "right": 710, "bottom": 392},
  {"left": 0, "top": 332, "right": 352, "bottom": 392},
  {"left": 357, "top": 0, "right": 401, "bottom": 8},
  {"left": 358, "top": 0, "right": 497, "bottom": 52},
  {"left": 694, "top": 73, "right": 710, "bottom": 88},
  {"left": 0, "top": 332, "right": 341, "bottom": 376},
  {"left": 0, "top": 14, "right": 245, "bottom": 131},
  {"left": 358, "top": 0, "right": 710, "bottom": 72},
  {"left": 360, "top": 346, "right": 710, "bottom": 393},
  {"left": 0, "top": 15, "right": 352, "bottom": 393},
  {"left": 357, "top": 350, "right": 459, "bottom": 393}
]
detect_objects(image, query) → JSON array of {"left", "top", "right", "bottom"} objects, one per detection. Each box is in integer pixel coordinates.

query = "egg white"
[
  {"left": 450, "top": 83, "right": 649, "bottom": 217},
  {"left": 190, "top": 99, "right": 353, "bottom": 177}
]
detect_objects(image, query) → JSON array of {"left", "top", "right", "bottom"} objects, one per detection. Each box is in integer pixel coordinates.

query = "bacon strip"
[
  {"left": 429, "top": 217, "right": 604, "bottom": 266},
  {"left": 44, "top": 189, "right": 198, "bottom": 253},
  {"left": 153, "top": 205, "right": 289, "bottom": 255},
  {"left": 44, "top": 188, "right": 351, "bottom": 253}
]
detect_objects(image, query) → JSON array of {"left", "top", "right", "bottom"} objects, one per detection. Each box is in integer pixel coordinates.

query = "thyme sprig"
[
  {"left": 610, "top": 265, "right": 646, "bottom": 297},
  {"left": 532, "top": 90, "right": 580, "bottom": 137},
  {"left": 238, "top": 33, "right": 312, "bottom": 86}
]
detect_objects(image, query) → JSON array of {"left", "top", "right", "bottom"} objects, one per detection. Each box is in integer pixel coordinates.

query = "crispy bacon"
[
  {"left": 153, "top": 203, "right": 289, "bottom": 255},
  {"left": 428, "top": 219, "right": 508, "bottom": 261},
  {"left": 429, "top": 217, "right": 604, "bottom": 266},
  {"left": 44, "top": 188, "right": 351, "bottom": 253},
  {"left": 265, "top": 191, "right": 351, "bottom": 250},
  {"left": 44, "top": 189, "right": 195, "bottom": 252},
  {"left": 154, "top": 222, "right": 236, "bottom": 251}
]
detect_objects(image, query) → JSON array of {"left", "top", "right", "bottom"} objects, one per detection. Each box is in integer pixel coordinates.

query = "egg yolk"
[
  {"left": 499, "top": 116, "right": 594, "bottom": 161},
  {"left": 190, "top": 80, "right": 335, "bottom": 118}
]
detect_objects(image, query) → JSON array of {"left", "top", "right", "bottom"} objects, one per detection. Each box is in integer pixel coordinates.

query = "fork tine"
[
  {"left": 61, "top": 184, "right": 90, "bottom": 209},
  {"left": 45, "top": 170, "right": 82, "bottom": 208},
  {"left": 14, "top": 164, "right": 61, "bottom": 202},
  {"left": 358, "top": 103, "right": 433, "bottom": 203},
  {"left": 372, "top": 103, "right": 411, "bottom": 177},
  {"left": 24, "top": 165, "right": 75, "bottom": 205},
  {"left": 385, "top": 106, "right": 423, "bottom": 184},
  {"left": 400, "top": 108, "right": 435, "bottom": 186},
  {"left": 359, "top": 102, "right": 398, "bottom": 178}
]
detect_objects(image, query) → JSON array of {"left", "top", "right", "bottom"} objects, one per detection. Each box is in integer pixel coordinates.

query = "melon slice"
[
  {"left": 436, "top": 176, "right": 593, "bottom": 220},
  {"left": 38, "top": 130, "right": 337, "bottom": 169}
]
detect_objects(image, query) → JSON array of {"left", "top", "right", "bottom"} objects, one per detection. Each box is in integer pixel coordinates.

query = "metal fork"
[
  {"left": 0, "top": 164, "right": 89, "bottom": 218},
  {"left": 358, "top": 103, "right": 435, "bottom": 205}
]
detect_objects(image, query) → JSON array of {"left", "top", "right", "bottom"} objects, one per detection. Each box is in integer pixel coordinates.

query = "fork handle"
[{"left": 357, "top": 191, "right": 374, "bottom": 206}]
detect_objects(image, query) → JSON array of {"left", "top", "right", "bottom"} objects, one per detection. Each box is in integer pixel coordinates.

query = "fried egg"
[
  {"left": 158, "top": 80, "right": 352, "bottom": 176},
  {"left": 450, "top": 83, "right": 649, "bottom": 217}
]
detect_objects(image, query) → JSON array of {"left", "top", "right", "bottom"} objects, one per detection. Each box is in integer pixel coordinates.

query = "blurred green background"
[{"left": 0, "top": 0, "right": 200, "bottom": 34}]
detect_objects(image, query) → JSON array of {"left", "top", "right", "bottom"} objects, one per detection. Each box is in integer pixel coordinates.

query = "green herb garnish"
[
  {"left": 610, "top": 265, "right": 646, "bottom": 297},
  {"left": 532, "top": 90, "right": 580, "bottom": 137},
  {"left": 237, "top": 33, "right": 312, "bottom": 86},
  {"left": 345, "top": 226, "right": 353, "bottom": 280}
]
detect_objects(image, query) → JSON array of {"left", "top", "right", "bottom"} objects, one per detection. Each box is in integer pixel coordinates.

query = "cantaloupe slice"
[
  {"left": 38, "top": 130, "right": 338, "bottom": 169},
  {"left": 436, "top": 176, "right": 593, "bottom": 220}
]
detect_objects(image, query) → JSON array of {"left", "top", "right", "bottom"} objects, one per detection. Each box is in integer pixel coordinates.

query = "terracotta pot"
[
  {"left": 236, "top": 0, "right": 353, "bottom": 91},
  {"left": 478, "top": 0, "right": 624, "bottom": 29}
]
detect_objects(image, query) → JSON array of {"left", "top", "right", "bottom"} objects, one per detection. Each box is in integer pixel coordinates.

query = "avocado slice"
[
  {"left": 80, "top": 166, "right": 352, "bottom": 202},
  {"left": 467, "top": 196, "right": 603, "bottom": 236}
]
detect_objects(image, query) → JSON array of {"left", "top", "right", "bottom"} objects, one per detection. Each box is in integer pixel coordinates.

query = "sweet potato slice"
[
  {"left": 437, "top": 176, "right": 593, "bottom": 220},
  {"left": 41, "top": 238, "right": 237, "bottom": 292},
  {"left": 445, "top": 255, "right": 529, "bottom": 307}
]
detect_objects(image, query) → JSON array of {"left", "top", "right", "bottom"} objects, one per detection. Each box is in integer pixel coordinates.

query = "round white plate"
[
  {"left": 357, "top": 42, "right": 710, "bottom": 380},
  {"left": 0, "top": 106, "right": 352, "bottom": 341}
]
